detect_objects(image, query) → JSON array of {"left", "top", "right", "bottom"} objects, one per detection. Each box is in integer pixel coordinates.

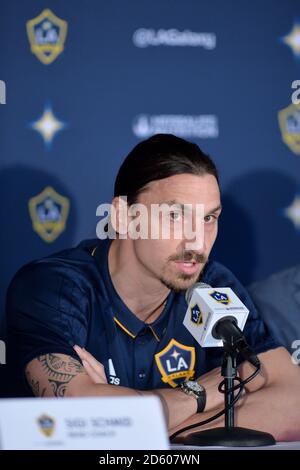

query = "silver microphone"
[{"left": 183, "top": 282, "right": 260, "bottom": 367}]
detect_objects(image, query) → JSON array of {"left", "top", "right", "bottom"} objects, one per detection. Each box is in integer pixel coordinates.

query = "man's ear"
[{"left": 110, "top": 196, "right": 129, "bottom": 236}]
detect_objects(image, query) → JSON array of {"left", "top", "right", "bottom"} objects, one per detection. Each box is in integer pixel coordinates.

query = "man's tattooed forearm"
[
  {"left": 39, "top": 353, "right": 84, "bottom": 378},
  {"left": 48, "top": 379, "right": 68, "bottom": 397},
  {"left": 26, "top": 370, "right": 47, "bottom": 397},
  {"left": 37, "top": 353, "right": 85, "bottom": 397}
]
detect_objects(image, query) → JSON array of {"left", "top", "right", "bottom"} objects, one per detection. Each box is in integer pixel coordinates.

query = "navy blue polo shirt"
[{"left": 6, "top": 238, "right": 280, "bottom": 397}]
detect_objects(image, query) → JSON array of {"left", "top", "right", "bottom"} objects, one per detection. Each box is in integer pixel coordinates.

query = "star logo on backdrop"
[
  {"left": 281, "top": 22, "right": 300, "bottom": 58},
  {"left": 30, "top": 105, "right": 67, "bottom": 148},
  {"left": 284, "top": 195, "right": 300, "bottom": 230}
]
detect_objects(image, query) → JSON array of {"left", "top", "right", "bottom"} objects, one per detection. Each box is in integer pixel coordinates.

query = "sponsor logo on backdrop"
[
  {"left": 280, "top": 22, "right": 300, "bottom": 59},
  {"left": 30, "top": 104, "right": 67, "bottom": 148},
  {"left": 132, "top": 114, "right": 218, "bottom": 139},
  {"left": 26, "top": 9, "right": 68, "bottom": 64},
  {"left": 28, "top": 186, "right": 70, "bottom": 243},
  {"left": 278, "top": 103, "right": 300, "bottom": 155},
  {"left": 37, "top": 414, "right": 55, "bottom": 437},
  {"left": 155, "top": 339, "right": 195, "bottom": 388},
  {"left": 133, "top": 28, "right": 216, "bottom": 49},
  {"left": 0, "top": 80, "right": 6, "bottom": 104},
  {"left": 284, "top": 195, "right": 300, "bottom": 230}
]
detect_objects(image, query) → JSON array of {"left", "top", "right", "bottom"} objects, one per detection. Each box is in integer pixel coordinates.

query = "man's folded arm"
[
  {"left": 25, "top": 353, "right": 92, "bottom": 398},
  {"left": 25, "top": 353, "right": 198, "bottom": 430},
  {"left": 170, "top": 347, "right": 300, "bottom": 442}
]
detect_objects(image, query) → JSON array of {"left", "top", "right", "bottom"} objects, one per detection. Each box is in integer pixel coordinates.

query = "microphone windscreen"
[{"left": 185, "top": 281, "right": 211, "bottom": 304}]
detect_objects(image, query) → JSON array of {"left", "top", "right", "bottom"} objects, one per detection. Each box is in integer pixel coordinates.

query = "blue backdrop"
[{"left": 0, "top": 0, "right": 300, "bottom": 334}]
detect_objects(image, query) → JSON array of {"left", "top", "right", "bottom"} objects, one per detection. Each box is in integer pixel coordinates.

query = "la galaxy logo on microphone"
[
  {"left": 190, "top": 304, "right": 203, "bottom": 326},
  {"left": 209, "top": 290, "right": 230, "bottom": 305},
  {"left": 155, "top": 339, "right": 195, "bottom": 388}
]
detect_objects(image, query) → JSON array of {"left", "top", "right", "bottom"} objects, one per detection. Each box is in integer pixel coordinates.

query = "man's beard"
[{"left": 159, "top": 271, "right": 202, "bottom": 292}]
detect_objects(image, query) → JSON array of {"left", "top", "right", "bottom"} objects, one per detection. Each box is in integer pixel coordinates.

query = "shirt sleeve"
[
  {"left": 248, "top": 271, "right": 300, "bottom": 356},
  {"left": 6, "top": 259, "right": 90, "bottom": 372}
]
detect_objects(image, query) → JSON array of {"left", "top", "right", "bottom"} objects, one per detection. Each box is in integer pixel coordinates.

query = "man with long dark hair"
[{"left": 6, "top": 134, "right": 300, "bottom": 440}]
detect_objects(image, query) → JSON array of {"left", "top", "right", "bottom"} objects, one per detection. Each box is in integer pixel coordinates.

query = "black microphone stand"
[{"left": 183, "top": 342, "right": 276, "bottom": 447}]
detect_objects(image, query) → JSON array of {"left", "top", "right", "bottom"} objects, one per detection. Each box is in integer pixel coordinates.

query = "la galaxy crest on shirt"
[{"left": 155, "top": 339, "right": 195, "bottom": 388}]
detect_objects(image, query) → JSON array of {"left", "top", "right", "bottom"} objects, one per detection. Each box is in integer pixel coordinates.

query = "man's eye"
[
  {"left": 170, "top": 211, "right": 182, "bottom": 221},
  {"left": 204, "top": 214, "right": 217, "bottom": 223}
]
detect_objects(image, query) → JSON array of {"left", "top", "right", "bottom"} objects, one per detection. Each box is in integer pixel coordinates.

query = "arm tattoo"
[
  {"left": 37, "top": 353, "right": 86, "bottom": 397},
  {"left": 26, "top": 370, "right": 47, "bottom": 397}
]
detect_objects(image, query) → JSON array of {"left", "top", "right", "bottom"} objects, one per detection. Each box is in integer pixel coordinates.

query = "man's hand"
[
  {"left": 25, "top": 347, "right": 198, "bottom": 430},
  {"left": 73, "top": 345, "right": 107, "bottom": 384},
  {"left": 170, "top": 347, "right": 300, "bottom": 442},
  {"left": 74, "top": 345, "right": 226, "bottom": 414},
  {"left": 24, "top": 348, "right": 237, "bottom": 433}
]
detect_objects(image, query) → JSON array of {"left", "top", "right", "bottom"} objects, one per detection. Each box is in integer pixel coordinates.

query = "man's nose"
[
  {"left": 183, "top": 231, "right": 206, "bottom": 253},
  {"left": 182, "top": 211, "right": 205, "bottom": 252}
]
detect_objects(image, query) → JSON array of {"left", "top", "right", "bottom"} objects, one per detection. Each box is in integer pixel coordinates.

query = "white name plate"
[{"left": 0, "top": 395, "right": 169, "bottom": 450}]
